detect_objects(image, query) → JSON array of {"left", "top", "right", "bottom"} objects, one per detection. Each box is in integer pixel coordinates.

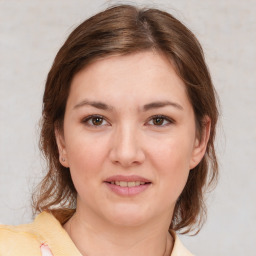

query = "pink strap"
[{"left": 40, "top": 243, "right": 53, "bottom": 256}]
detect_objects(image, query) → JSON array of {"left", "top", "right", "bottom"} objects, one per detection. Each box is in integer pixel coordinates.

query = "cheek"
[
  {"left": 152, "top": 135, "right": 192, "bottom": 171},
  {"left": 65, "top": 132, "right": 108, "bottom": 182},
  {"left": 150, "top": 136, "right": 192, "bottom": 195}
]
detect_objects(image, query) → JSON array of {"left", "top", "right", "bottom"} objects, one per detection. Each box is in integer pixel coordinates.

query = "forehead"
[{"left": 67, "top": 51, "right": 189, "bottom": 110}]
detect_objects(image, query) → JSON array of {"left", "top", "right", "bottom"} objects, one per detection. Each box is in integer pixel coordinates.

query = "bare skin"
[
  {"left": 57, "top": 51, "right": 210, "bottom": 256},
  {"left": 63, "top": 210, "right": 174, "bottom": 256}
]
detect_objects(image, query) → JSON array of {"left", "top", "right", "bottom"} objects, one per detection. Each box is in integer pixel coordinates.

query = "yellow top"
[{"left": 0, "top": 212, "right": 193, "bottom": 256}]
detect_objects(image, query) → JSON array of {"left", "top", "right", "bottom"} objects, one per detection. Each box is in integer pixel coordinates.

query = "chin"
[{"left": 105, "top": 204, "right": 150, "bottom": 227}]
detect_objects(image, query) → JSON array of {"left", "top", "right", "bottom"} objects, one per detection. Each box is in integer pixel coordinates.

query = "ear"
[
  {"left": 189, "top": 116, "right": 211, "bottom": 169},
  {"left": 55, "top": 126, "right": 69, "bottom": 168}
]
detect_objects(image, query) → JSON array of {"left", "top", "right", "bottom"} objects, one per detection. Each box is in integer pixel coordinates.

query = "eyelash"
[{"left": 82, "top": 114, "right": 175, "bottom": 128}]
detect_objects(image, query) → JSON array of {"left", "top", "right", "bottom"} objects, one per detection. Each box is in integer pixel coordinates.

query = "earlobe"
[
  {"left": 55, "top": 127, "right": 69, "bottom": 168},
  {"left": 189, "top": 116, "right": 211, "bottom": 169}
]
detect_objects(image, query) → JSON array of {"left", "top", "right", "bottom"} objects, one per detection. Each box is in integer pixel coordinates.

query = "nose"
[{"left": 109, "top": 124, "right": 145, "bottom": 168}]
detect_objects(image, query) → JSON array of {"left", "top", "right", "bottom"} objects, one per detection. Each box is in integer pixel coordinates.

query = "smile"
[
  {"left": 107, "top": 181, "right": 149, "bottom": 187},
  {"left": 104, "top": 175, "right": 152, "bottom": 196}
]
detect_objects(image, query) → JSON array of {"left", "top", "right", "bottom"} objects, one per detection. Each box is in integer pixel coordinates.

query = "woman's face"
[{"left": 57, "top": 51, "right": 208, "bottom": 228}]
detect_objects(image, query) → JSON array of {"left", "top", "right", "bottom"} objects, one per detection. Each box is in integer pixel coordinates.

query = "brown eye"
[
  {"left": 153, "top": 117, "right": 164, "bottom": 125},
  {"left": 92, "top": 116, "right": 103, "bottom": 126},
  {"left": 82, "top": 115, "right": 108, "bottom": 127},
  {"left": 147, "top": 115, "right": 174, "bottom": 127}
]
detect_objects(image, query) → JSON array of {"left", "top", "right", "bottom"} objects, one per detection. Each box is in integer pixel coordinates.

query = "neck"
[{"left": 64, "top": 210, "right": 174, "bottom": 256}]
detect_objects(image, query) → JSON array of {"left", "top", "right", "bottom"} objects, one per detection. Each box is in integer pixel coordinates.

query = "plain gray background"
[{"left": 0, "top": 0, "right": 255, "bottom": 255}]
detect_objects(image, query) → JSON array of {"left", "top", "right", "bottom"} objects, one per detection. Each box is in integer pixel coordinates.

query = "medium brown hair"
[{"left": 33, "top": 4, "right": 219, "bottom": 234}]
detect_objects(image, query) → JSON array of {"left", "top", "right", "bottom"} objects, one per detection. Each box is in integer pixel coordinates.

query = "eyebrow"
[
  {"left": 143, "top": 101, "right": 183, "bottom": 111},
  {"left": 74, "top": 100, "right": 114, "bottom": 111},
  {"left": 73, "top": 99, "right": 183, "bottom": 111}
]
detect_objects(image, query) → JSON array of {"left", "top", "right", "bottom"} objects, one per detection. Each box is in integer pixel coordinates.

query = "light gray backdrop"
[{"left": 0, "top": 0, "right": 255, "bottom": 255}]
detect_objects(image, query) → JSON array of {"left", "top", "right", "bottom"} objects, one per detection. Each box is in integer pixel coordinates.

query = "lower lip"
[{"left": 104, "top": 182, "right": 151, "bottom": 196}]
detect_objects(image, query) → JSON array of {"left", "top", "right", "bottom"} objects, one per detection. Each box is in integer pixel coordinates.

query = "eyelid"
[
  {"left": 146, "top": 115, "right": 175, "bottom": 126},
  {"left": 82, "top": 114, "right": 110, "bottom": 127},
  {"left": 82, "top": 114, "right": 175, "bottom": 128}
]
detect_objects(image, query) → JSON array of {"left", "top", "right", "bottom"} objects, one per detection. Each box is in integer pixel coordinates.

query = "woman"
[{"left": 0, "top": 4, "right": 218, "bottom": 256}]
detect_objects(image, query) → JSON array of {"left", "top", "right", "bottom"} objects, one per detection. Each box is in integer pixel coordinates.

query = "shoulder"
[
  {"left": 0, "top": 221, "right": 43, "bottom": 255},
  {"left": 0, "top": 211, "right": 81, "bottom": 256},
  {"left": 170, "top": 231, "right": 194, "bottom": 256}
]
